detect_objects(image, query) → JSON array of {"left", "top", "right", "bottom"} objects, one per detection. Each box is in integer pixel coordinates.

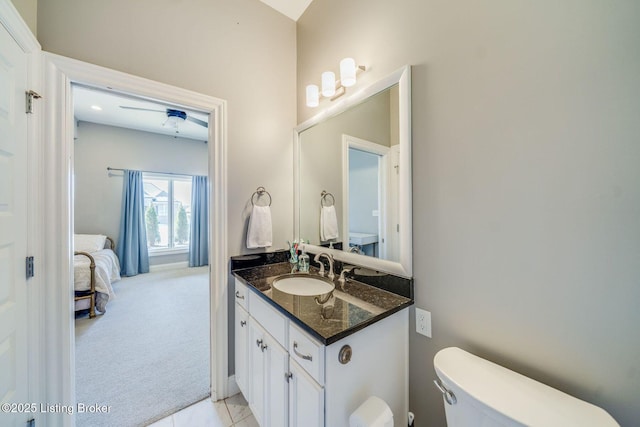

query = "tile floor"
[{"left": 148, "top": 393, "right": 257, "bottom": 427}]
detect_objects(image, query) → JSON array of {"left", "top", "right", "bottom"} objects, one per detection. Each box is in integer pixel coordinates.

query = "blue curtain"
[
  {"left": 189, "top": 176, "right": 209, "bottom": 267},
  {"left": 116, "top": 170, "right": 150, "bottom": 276}
]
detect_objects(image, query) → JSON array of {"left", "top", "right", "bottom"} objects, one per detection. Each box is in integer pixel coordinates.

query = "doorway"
[
  {"left": 342, "top": 134, "right": 390, "bottom": 259},
  {"left": 71, "top": 84, "right": 212, "bottom": 425},
  {"left": 41, "top": 53, "right": 229, "bottom": 425}
]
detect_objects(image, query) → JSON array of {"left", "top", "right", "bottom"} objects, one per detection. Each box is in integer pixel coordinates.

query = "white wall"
[
  {"left": 298, "top": 1, "right": 640, "bottom": 426},
  {"left": 74, "top": 121, "right": 208, "bottom": 264}
]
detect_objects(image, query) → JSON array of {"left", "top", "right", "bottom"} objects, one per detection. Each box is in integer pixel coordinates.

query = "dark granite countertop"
[{"left": 232, "top": 260, "right": 413, "bottom": 345}]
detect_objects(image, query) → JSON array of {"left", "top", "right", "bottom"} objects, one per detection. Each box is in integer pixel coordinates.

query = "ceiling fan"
[{"left": 119, "top": 105, "right": 208, "bottom": 129}]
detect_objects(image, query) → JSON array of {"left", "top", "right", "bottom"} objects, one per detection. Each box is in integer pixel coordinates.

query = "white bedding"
[{"left": 74, "top": 249, "right": 121, "bottom": 313}]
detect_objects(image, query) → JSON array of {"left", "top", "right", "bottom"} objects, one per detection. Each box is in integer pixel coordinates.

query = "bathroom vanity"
[{"left": 232, "top": 257, "right": 413, "bottom": 427}]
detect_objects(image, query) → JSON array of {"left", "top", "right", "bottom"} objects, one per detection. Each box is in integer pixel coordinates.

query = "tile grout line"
[{"left": 223, "top": 397, "right": 235, "bottom": 427}]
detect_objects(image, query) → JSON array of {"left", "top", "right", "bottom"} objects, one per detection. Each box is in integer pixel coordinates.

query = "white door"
[
  {"left": 264, "top": 335, "right": 288, "bottom": 427},
  {"left": 289, "top": 359, "right": 324, "bottom": 427},
  {"left": 235, "top": 304, "right": 250, "bottom": 399},
  {"left": 249, "top": 319, "right": 266, "bottom": 426},
  {"left": 0, "top": 21, "right": 30, "bottom": 427},
  {"left": 385, "top": 145, "right": 400, "bottom": 260}
]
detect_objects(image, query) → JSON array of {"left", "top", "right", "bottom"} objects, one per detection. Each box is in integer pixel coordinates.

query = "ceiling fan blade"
[
  {"left": 186, "top": 115, "right": 209, "bottom": 128},
  {"left": 119, "top": 106, "right": 166, "bottom": 113}
]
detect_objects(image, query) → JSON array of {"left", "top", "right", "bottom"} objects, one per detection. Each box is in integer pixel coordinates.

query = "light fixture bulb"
[
  {"left": 340, "top": 58, "right": 357, "bottom": 88},
  {"left": 321, "top": 71, "right": 336, "bottom": 97},
  {"left": 306, "top": 84, "right": 319, "bottom": 107}
]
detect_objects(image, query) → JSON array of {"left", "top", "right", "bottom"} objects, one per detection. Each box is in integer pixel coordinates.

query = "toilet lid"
[{"left": 433, "top": 347, "right": 620, "bottom": 427}]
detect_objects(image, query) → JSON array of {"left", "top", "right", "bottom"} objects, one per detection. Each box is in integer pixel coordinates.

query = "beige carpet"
[{"left": 75, "top": 266, "right": 210, "bottom": 426}]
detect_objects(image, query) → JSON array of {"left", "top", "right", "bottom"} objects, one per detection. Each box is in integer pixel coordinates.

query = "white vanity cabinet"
[{"left": 234, "top": 278, "right": 408, "bottom": 427}]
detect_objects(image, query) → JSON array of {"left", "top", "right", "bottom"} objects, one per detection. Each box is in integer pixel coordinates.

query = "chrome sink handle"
[
  {"left": 338, "top": 266, "right": 356, "bottom": 288},
  {"left": 313, "top": 252, "right": 335, "bottom": 280}
]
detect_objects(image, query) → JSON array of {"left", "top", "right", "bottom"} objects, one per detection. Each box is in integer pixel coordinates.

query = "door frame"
[
  {"left": 41, "top": 52, "right": 229, "bottom": 425},
  {"left": 341, "top": 134, "right": 389, "bottom": 257}
]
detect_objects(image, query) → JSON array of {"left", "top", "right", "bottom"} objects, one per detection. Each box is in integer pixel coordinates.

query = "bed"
[{"left": 74, "top": 234, "right": 121, "bottom": 318}]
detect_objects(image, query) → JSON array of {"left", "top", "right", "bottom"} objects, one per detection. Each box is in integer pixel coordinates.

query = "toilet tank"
[{"left": 433, "top": 347, "right": 620, "bottom": 427}]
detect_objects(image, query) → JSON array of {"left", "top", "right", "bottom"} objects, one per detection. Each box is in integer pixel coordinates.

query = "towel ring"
[
  {"left": 251, "top": 186, "right": 272, "bottom": 206},
  {"left": 321, "top": 190, "right": 335, "bottom": 207}
]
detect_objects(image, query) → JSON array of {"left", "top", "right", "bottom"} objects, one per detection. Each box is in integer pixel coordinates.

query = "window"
[{"left": 143, "top": 174, "right": 192, "bottom": 253}]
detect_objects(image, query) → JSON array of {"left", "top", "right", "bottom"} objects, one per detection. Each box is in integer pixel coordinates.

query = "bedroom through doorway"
[{"left": 71, "top": 84, "right": 212, "bottom": 427}]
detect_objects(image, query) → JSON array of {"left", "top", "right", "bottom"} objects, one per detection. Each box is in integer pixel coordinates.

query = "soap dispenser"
[{"left": 298, "top": 245, "right": 310, "bottom": 273}]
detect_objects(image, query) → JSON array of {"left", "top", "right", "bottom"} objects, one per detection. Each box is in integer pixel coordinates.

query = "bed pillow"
[{"left": 74, "top": 234, "right": 107, "bottom": 253}]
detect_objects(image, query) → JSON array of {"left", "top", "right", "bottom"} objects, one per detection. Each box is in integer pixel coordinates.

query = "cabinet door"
[
  {"left": 264, "top": 334, "right": 289, "bottom": 427},
  {"left": 249, "top": 319, "right": 266, "bottom": 426},
  {"left": 235, "top": 304, "right": 250, "bottom": 399},
  {"left": 289, "top": 359, "right": 324, "bottom": 427}
]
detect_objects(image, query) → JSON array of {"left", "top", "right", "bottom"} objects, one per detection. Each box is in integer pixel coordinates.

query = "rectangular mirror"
[{"left": 294, "top": 65, "right": 412, "bottom": 278}]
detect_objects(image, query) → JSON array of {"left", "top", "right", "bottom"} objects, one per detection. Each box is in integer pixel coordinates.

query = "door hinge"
[
  {"left": 26, "top": 256, "right": 34, "bottom": 279},
  {"left": 27, "top": 418, "right": 35, "bottom": 427},
  {"left": 25, "top": 90, "right": 42, "bottom": 114}
]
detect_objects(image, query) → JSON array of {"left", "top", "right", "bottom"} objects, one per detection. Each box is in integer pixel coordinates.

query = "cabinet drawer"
[
  {"left": 234, "top": 278, "right": 249, "bottom": 310},
  {"left": 251, "top": 293, "right": 288, "bottom": 348},
  {"left": 289, "top": 323, "right": 325, "bottom": 385}
]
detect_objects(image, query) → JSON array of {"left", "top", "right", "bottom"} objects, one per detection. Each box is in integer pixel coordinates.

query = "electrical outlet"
[{"left": 415, "top": 308, "right": 432, "bottom": 338}]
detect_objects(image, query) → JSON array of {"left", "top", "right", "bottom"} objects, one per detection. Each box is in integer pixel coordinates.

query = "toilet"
[
  {"left": 433, "top": 347, "right": 620, "bottom": 427},
  {"left": 349, "top": 396, "right": 394, "bottom": 427}
]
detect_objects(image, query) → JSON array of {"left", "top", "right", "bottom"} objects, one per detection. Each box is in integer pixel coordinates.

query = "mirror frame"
[{"left": 294, "top": 65, "right": 412, "bottom": 278}]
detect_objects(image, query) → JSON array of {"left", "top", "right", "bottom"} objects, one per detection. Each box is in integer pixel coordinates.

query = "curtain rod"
[{"left": 107, "top": 167, "right": 195, "bottom": 177}]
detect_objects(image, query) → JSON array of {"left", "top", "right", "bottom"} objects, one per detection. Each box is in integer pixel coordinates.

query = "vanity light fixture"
[
  {"left": 305, "top": 58, "right": 366, "bottom": 108},
  {"left": 321, "top": 71, "right": 336, "bottom": 97},
  {"left": 306, "top": 84, "right": 320, "bottom": 108}
]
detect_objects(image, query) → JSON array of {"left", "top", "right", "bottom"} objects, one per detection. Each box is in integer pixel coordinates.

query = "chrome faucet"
[{"left": 313, "top": 252, "right": 335, "bottom": 280}]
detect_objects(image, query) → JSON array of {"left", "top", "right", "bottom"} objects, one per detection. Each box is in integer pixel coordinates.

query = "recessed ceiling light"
[{"left": 91, "top": 105, "right": 102, "bottom": 111}]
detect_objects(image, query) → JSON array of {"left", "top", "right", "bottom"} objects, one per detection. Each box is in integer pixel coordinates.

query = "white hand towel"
[
  {"left": 320, "top": 205, "right": 339, "bottom": 241},
  {"left": 247, "top": 205, "right": 272, "bottom": 249}
]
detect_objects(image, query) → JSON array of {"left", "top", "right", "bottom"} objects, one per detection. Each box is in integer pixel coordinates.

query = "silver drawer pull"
[
  {"left": 235, "top": 291, "right": 245, "bottom": 300},
  {"left": 293, "top": 342, "right": 313, "bottom": 361},
  {"left": 285, "top": 372, "right": 293, "bottom": 383},
  {"left": 240, "top": 320, "right": 246, "bottom": 327},
  {"left": 260, "top": 343, "right": 268, "bottom": 352},
  {"left": 256, "top": 339, "right": 263, "bottom": 348},
  {"left": 434, "top": 379, "right": 456, "bottom": 405}
]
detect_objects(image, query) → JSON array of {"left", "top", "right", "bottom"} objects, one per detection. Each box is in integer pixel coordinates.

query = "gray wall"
[
  {"left": 38, "top": 0, "right": 297, "bottom": 260},
  {"left": 299, "top": 89, "right": 390, "bottom": 245},
  {"left": 36, "top": 0, "right": 297, "bottom": 378},
  {"left": 10, "top": 0, "right": 37, "bottom": 35},
  {"left": 298, "top": 1, "right": 640, "bottom": 426},
  {"left": 73, "top": 121, "right": 207, "bottom": 266}
]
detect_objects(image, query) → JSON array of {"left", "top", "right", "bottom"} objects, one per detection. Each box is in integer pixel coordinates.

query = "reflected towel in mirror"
[
  {"left": 247, "top": 205, "right": 273, "bottom": 248},
  {"left": 320, "top": 205, "right": 339, "bottom": 241}
]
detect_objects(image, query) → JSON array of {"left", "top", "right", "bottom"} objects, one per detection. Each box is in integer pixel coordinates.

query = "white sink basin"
[{"left": 271, "top": 274, "right": 335, "bottom": 296}]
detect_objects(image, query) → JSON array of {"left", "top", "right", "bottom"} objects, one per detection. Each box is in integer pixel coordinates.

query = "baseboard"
[
  {"left": 149, "top": 261, "right": 189, "bottom": 272},
  {"left": 227, "top": 375, "right": 240, "bottom": 397}
]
